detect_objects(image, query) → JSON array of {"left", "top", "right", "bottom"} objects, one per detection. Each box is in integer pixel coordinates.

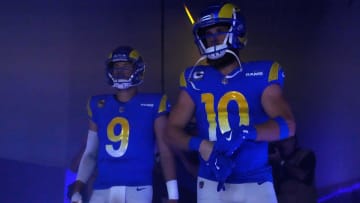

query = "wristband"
[
  {"left": 240, "top": 125, "right": 257, "bottom": 140},
  {"left": 166, "top": 180, "right": 179, "bottom": 200},
  {"left": 71, "top": 192, "right": 82, "bottom": 202},
  {"left": 273, "top": 116, "right": 290, "bottom": 139},
  {"left": 188, "top": 137, "right": 203, "bottom": 151}
]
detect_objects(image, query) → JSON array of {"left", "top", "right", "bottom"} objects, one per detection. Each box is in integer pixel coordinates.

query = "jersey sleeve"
[
  {"left": 178, "top": 66, "right": 200, "bottom": 102},
  {"left": 179, "top": 69, "right": 189, "bottom": 90},
  {"left": 86, "top": 96, "right": 94, "bottom": 121},
  {"left": 156, "top": 94, "right": 171, "bottom": 117},
  {"left": 86, "top": 96, "right": 101, "bottom": 124},
  {"left": 266, "top": 61, "right": 285, "bottom": 88}
]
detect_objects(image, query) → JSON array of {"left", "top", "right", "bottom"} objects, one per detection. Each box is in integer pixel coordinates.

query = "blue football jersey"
[
  {"left": 180, "top": 60, "right": 285, "bottom": 184},
  {"left": 87, "top": 93, "right": 170, "bottom": 189}
]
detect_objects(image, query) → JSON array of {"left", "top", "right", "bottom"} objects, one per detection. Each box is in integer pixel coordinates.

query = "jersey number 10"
[{"left": 201, "top": 91, "right": 249, "bottom": 141}]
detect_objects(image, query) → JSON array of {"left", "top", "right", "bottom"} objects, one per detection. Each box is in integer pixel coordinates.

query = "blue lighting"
[
  {"left": 318, "top": 182, "right": 360, "bottom": 202},
  {"left": 64, "top": 169, "right": 77, "bottom": 203}
]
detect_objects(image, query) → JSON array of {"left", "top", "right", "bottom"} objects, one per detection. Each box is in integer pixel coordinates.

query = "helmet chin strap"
[
  {"left": 193, "top": 49, "right": 242, "bottom": 70},
  {"left": 225, "top": 49, "right": 242, "bottom": 70},
  {"left": 187, "top": 48, "right": 242, "bottom": 91},
  {"left": 108, "top": 73, "right": 141, "bottom": 90},
  {"left": 113, "top": 83, "right": 130, "bottom": 89},
  {"left": 206, "top": 44, "right": 227, "bottom": 60}
]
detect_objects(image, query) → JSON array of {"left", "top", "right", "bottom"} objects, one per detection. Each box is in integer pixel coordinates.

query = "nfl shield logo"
[{"left": 199, "top": 181, "right": 204, "bottom": 189}]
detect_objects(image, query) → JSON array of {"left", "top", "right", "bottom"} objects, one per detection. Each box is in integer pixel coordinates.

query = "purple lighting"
[
  {"left": 64, "top": 169, "right": 77, "bottom": 203},
  {"left": 318, "top": 182, "right": 360, "bottom": 203}
]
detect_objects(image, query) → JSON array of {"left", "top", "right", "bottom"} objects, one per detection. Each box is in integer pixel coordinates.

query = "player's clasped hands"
[
  {"left": 206, "top": 125, "right": 257, "bottom": 191},
  {"left": 216, "top": 125, "right": 257, "bottom": 156},
  {"left": 206, "top": 150, "right": 234, "bottom": 191}
]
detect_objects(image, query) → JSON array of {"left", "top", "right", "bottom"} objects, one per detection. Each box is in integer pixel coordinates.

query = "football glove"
[
  {"left": 206, "top": 149, "right": 235, "bottom": 191},
  {"left": 215, "top": 125, "right": 257, "bottom": 156}
]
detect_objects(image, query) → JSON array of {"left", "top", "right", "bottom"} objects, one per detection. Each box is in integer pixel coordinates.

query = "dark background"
[{"left": 0, "top": 0, "right": 359, "bottom": 202}]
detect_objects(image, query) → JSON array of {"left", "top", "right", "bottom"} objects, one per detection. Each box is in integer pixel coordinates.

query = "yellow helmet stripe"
[
  {"left": 129, "top": 49, "right": 140, "bottom": 60},
  {"left": 218, "top": 3, "right": 236, "bottom": 18}
]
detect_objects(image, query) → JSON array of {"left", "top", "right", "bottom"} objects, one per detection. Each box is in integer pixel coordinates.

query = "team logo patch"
[
  {"left": 225, "top": 131, "right": 232, "bottom": 141},
  {"left": 97, "top": 100, "right": 105, "bottom": 108},
  {"left": 199, "top": 181, "right": 204, "bottom": 189},
  {"left": 119, "top": 106, "right": 125, "bottom": 113}
]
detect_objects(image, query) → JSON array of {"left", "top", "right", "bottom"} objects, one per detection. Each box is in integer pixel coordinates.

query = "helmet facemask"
[
  {"left": 107, "top": 62, "right": 144, "bottom": 89},
  {"left": 196, "top": 23, "right": 232, "bottom": 60},
  {"left": 106, "top": 46, "right": 145, "bottom": 90}
]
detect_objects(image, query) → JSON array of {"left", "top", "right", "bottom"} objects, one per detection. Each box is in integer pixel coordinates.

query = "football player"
[
  {"left": 166, "top": 2, "right": 296, "bottom": 203},
  {"left": 70, "top": 46, "right": 178, "bottom": 203}
]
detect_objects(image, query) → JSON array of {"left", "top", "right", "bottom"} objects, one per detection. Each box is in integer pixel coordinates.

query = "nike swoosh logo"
[
  {"left": 225, "top": 131, "right": 232, "bottom": 141},
  {"left": 215, "top": 159, "right": 220, "bottom": 170},
  {"left": 136, "top": 187, "right": 146, "bottom": 191}
]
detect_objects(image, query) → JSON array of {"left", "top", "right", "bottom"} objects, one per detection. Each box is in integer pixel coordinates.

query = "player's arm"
[
  {"left": 155, "top": 115, "right": 178, "bottom": 202},
  {"left": 71, "top": 120, "right": 98, "bottom": 203},
  {"left": 166, "top": 90, "right": 213, "bottom": 161},
  {"left": 255, "top": 84, "right": 296, "bottom": 141}
]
